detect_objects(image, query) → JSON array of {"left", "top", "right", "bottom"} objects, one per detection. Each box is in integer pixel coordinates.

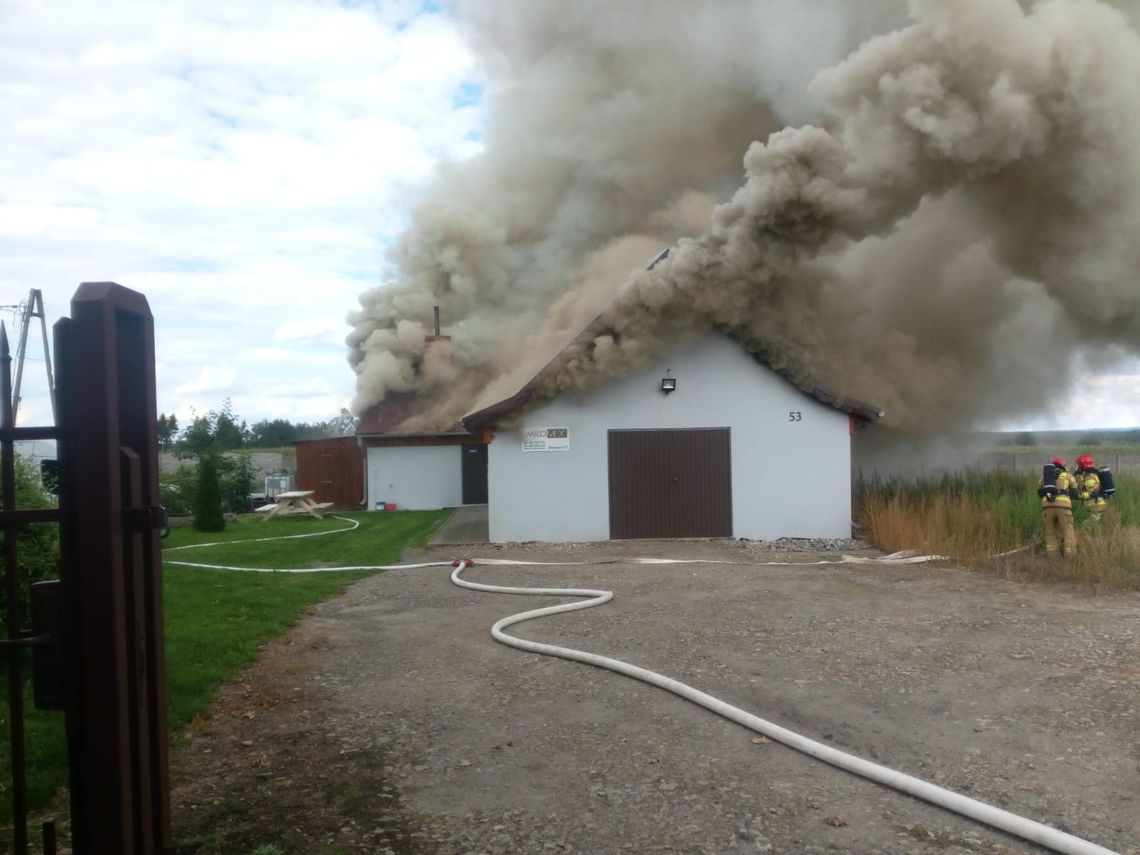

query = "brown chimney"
[{"left": 424, "top": 304, "right": 452, "bottom": 362}]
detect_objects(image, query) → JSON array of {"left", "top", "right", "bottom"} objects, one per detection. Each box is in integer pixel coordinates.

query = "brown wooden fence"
[{"left": 294, "top": 436, "right": 363, "bottom": 510}]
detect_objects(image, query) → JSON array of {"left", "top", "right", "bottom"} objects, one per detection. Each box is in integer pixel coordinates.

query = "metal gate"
[
  {"left": 1, "top": 282, "right": 171, "bottom": 854},
  {"left": 608, "top": 428, "right": 733, "bottom": 539}
]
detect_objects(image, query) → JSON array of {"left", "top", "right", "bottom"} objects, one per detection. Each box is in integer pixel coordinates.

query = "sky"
[
  {"left": 1, "top": 0, "right": 1137, "bottom": 435},
  {"left": 0, "top": 0, "right": 482, "bottom": 429}
]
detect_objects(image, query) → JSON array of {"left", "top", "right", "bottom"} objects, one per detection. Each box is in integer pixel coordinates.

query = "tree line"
[
  {"left": 156, "top": 399, "right": 357, "bottom": 451},
  {"left": 157, "top": 399, "right": 356, "bottom": 532}
]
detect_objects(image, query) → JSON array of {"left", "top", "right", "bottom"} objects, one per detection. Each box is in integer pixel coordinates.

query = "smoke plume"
[{"left": 348, "top": 0, "right": 1140, "bottom": 433}]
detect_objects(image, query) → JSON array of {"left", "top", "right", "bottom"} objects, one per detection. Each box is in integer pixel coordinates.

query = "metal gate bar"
[{"left": 0, "top": 325, "right": 60, "bottom": 854}]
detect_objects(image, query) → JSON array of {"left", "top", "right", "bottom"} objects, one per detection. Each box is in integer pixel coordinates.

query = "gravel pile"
[{"left": 742, "top": 537, "right": 867, "bottom": 553}]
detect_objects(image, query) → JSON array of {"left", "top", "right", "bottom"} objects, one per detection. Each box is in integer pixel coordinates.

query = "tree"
[
  {"left": 193, "top": 454, "right": 226, "bottom": 532},
  {"left": 0, "top": 456, "right": 59, "bottom": 632},
  {"left": 218, "top": 452, "right": 256, "bottom": 513},
  {"left": 178, "top": 410, "right": 215, "bottom": 457},
  {"left": 213, "top": 412, "right": 244, "bottom": 450},
  {"left": 157, "top": 413, "right": 178, "bottom": 449},
  {"left": 177, "top": 399, "right": 247, "bottom": 455},
  {"left": 326, "top": 408, "right": 357, "bottom": 437},
  {"left": 247, "top": 418, "right": 300, "bottom": 448}
]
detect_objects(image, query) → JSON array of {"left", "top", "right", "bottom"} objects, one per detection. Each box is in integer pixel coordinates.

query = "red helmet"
[
  {"left": 1051, "top": 457, "right": 1066, "bottom": 468},
  {"left": 1077, "top": 454, "right": 1095, "bottom": 470}
]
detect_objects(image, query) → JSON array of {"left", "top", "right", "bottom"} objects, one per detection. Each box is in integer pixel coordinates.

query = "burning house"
[
  {"left": 355, "top": 262, "right": 882, "bottom": 541},
  {"left": 346, "top": 1, "right": 1140, "bottom": 531},
  {"left": 355, "top": 308, "right": 489, "bottom": 511},
  {"left": 464, "top": 329, "right": 882, "bottom": 543}
]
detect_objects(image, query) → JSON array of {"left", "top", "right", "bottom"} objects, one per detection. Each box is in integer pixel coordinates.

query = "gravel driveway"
[{"left": 171, "top": 539, "right": 1139, "bottom": 854}]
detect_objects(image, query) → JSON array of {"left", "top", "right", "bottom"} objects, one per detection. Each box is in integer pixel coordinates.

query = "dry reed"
[{"left": 856, "top": 488, "right": 1140, "bottom": 591}]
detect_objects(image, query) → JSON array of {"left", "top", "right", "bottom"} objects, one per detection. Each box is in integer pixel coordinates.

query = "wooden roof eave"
[{"left": 809, "top": 384, "right": 886, "bottom": 422}]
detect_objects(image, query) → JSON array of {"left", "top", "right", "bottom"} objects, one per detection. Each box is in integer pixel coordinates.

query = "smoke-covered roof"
[
  {"left": 346, "top": 2, "right": 1140, "bottom": 435},
  {"left": 462, "top": 325, "right": 885, "bottom": 430},
  {"left": 355, "top": 392, "right": 469, "bottom": 437}
]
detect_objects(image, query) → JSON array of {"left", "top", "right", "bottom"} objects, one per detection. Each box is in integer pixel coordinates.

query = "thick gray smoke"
[{"left": 348, "top": 0, "right": 1140, "bottom": 433}]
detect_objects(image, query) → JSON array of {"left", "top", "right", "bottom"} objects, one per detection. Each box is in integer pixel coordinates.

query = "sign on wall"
[{"left": 522, "top": 426, "right": 570, "bottom": 452}]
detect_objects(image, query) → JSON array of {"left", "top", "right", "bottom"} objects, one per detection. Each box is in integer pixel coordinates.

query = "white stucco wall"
[
  {"left": 488, "top": 335, "right": 853, "bottom": 542},
  {"left": 366, "top": 445, "right": 462, "bottom": 511}
]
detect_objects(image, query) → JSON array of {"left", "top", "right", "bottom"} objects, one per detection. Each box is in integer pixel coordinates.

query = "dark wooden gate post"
[{"left": 55, "top": 282, "right": 172, "bottom": 853}]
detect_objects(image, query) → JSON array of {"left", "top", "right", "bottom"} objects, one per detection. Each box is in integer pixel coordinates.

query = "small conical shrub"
[{"left": 193, "top": 453, "right": 226, "bottom": 532}]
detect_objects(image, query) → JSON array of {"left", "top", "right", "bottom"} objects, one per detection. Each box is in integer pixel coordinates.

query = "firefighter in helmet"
[
  {"left": 1037, "top": 456, "right": 1079, "bottom": 556},
  {"left": 1075, "top": 454, "right": 1107, "bottom": 525}
]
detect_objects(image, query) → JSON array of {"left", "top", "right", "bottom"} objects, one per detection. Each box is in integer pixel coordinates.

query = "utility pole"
[{"left": 3, "top": 289, "right": 56, "bottom": 425}]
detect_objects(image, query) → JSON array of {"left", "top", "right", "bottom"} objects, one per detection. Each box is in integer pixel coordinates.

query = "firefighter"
[
  {"left": 1037, "top": 456, "right": 1078, "bottom": 556},
  {"left": 1075, "top": 453, "right": 1107, "bottom": 525}
]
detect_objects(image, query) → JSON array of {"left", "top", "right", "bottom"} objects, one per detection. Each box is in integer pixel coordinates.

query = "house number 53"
[{"left": 788, "top": 411, "right": 802, "bottom": 421}]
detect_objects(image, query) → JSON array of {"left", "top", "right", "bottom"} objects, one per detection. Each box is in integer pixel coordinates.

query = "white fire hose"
[
  {"left": 162, "top": 522, "right": 1116, "bottom": 854},
  {"left": 450, "top": 558, "right": 1118, "bottom": 855}
]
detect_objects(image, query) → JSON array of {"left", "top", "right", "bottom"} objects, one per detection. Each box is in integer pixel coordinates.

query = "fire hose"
[
  {"left": 162, "top": 525, "right": 1116, "bottom": 853},
  {"left": 450, "top": 558, "right": 1118, "bottom": 855}
]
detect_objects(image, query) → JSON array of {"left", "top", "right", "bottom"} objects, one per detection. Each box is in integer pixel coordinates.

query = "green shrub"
[
  {"left": 0, "top": 455, "right": 59, "bottom": 632},
  {"left": 193, "top": 454, "right": 226, "bottom": 533},
  {"left": 217, "top": 452, "right": 255, "bottom": 513},
  {"left": 164, "top": 454, "right": 254, "bottom": 516},
  {"left": 161, "top": 464, "right": 197, "bottom": 516}
]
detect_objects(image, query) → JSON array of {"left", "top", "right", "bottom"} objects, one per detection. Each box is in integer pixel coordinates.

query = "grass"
[
  {"left": 856, "top": 472, "right": 1140, "bottom": 590},
  {"left": 163, "top": 510, "right": 449, "bottom": 731},
  {"left": 162, "top": 510, "right": 442, "bottom": 570},
  {"left": 1, "top": 509, "right": 450, "bottom": 831}
]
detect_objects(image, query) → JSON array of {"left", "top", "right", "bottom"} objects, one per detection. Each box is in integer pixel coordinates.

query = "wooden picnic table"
[{"left": 254, "top": 490, "right": 334, "bottom": 520}]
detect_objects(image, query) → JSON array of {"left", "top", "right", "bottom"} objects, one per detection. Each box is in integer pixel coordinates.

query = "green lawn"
[
  {"left": 163, "top": 510, "right": 450, "bottom": 730},
  {"left": 1, "top": 508, "right": 451, "bottom": 827}
]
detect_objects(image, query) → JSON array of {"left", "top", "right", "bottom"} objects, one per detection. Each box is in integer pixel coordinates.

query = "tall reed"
[{"left": 854, "top": 471, "right": 1140, "bottom": 590}]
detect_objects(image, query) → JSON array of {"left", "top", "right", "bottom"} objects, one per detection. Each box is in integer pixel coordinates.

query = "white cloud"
[
  {"left": 0, "top": 0, "right": 483, "bottom": 426},
  {"left": 174, "top": 365, "right": 242, "bottom": 398},
  {"left": 0, "top": 204, "right": 102, "bottom": 234},
  {"left": 272, "top": 319, "right": 345, "bottom": 347}
]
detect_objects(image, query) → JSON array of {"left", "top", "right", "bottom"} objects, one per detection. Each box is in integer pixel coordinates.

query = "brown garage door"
[{"left": 608, "top": 428, "right": 732, "bottom": 539}]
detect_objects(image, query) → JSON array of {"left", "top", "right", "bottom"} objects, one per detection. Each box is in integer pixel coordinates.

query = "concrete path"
[{"left": 428, "top": 504, "right": 488, "bottom": 545}]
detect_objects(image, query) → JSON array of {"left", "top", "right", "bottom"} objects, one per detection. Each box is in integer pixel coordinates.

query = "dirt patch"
[{"left": 170, "top": 540, "right": 1140, "bottom": 854}]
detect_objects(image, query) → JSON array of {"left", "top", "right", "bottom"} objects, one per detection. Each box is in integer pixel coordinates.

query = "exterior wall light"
[{"left": 660, "top": 377, "right": 676, "bottom": 394}]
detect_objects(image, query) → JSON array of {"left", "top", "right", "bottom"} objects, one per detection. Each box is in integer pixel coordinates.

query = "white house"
[
  {"left": 356, "top": 392, "right": 489, "bottom": 511},
  {"left": 463, "top": 333, "right": 882, "bottom": 543}
]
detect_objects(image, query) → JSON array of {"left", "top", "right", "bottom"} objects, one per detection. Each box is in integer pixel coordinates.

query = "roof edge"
[
  {"left": 462, "top": 355, "right": 886, "bottom": 430},
  {"left": 809, "top": 384, "right": 886, "bottom": 421},
  {"left": 356, "top": 429, "right": 475, "bottom": 439},
  {"left": 462, "top": 387, "right": 534, "bottom": 431},
  {"left": 459, "top": 245, "right": 887, "bottom": 428},
  {"left": 462, "top": 248, "right": 674, "bottom": 431}
]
